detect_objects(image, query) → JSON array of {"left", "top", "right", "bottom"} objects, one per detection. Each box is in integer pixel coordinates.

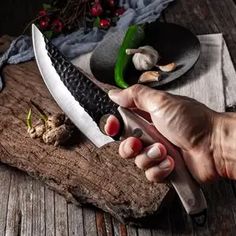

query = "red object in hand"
[
  {"left": 39, "top": 17, "right": 50, "bottom": 30},
  {"left": 52, "top": 19, "right": 64, "bottom": 33},
  {"left": 115, "top": 7, "right": 126, "bottom": 16},
  {"left": 99, "top": 18, "right": 111, "bottom": 28},
  {"left": 90, "top": 2, "right": 103, "bottom": 17},
  {"left": 39, "top": 9, "right": 47, "bottom": 17}
]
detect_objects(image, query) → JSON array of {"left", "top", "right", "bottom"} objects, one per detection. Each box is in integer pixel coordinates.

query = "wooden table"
[{"left": 1, "top": 0, "right": 236, "bottom": 235}]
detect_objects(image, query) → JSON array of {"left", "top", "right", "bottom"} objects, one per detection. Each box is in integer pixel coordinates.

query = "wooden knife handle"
[{"left": 118, "top": 106, "right": 207, "bottom": 215}]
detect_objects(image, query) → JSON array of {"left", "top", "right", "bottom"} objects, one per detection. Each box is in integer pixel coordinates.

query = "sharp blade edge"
[{"left": 32, "top": 24, "right": 114, "bottom": 147}]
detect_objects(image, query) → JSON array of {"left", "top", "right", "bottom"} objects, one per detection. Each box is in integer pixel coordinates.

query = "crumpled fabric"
[
  {"left": 0, "top": 0, "right": 174, "bottom": 91},
  {"left": 0, "top": 36, "right": 34, "bottom": 90}
]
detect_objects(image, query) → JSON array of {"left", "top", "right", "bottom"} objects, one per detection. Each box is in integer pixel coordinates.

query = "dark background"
[{"left": 0, "top": 0, "right": 49, "bottom": 36}]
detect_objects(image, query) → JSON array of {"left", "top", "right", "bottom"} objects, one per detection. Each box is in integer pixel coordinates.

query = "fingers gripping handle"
[{"left": 118, "top": 107, "right": 207, "bottom": 215}]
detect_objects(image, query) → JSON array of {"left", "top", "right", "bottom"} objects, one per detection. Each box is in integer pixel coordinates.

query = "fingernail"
[
  {"left": 159, "top": 158, "right": 171, "bottom": 169},
  {"left": 147, "top": 146, "right": 161, "bottom": 159},
  {"left": 108, "top": 89, "right": 121, "bottom": 100},
  {"left": 104, "top": 116, "right": 119, "bottom": 137}
]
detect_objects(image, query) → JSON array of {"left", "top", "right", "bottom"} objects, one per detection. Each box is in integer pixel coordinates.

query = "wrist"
[{"left": 212, "top": 112, "right": 236, "bottom": 179}]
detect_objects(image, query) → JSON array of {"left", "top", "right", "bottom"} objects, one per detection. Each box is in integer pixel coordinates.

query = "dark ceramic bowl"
[{"left": 90, "top": 22, "right": 200, "bottom": 88}]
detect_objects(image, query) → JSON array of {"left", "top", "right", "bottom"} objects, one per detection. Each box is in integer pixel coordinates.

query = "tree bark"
[{"left": 0, "top": 62, "right": 173, "bottom": 226}]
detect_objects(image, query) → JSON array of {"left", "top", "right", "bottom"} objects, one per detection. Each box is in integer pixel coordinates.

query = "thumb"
[{"left": 108, "top": 84, "right": 169, "bottom": 114}]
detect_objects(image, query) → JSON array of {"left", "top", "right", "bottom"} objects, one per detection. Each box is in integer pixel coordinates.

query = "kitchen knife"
[{"left": 32, "top": 24, "right": 207, "bottom": 224}]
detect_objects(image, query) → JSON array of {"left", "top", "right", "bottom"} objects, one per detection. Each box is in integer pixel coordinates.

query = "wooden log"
[{"left": 0, "top": 62, "right": 173, "bottom": 226}]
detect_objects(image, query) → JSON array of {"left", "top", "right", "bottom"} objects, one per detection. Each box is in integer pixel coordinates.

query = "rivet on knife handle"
[{"left": 118, "top": 107, "right": 207, "bottom": 217}]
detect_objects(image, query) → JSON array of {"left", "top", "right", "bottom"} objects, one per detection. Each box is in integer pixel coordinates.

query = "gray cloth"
[
  {"left": 0, "top": 36, "right": 34, "bottom": 90},
  {"left": 0, "top": 0, "right": 174, "bottom": 91},
  {"left": 168, "top": 34, "right": 236, "bottom": 110}
]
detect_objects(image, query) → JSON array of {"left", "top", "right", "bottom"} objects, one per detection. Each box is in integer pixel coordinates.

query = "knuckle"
[
  {"left": 135, "top": 155, "right": 146, "bottom": 169},
  {"left": 118, "top": 141, "right": 128, "bottom": 158},
  {"left": 156, "top": 91, "right": 169, "bottom": 104},
  {"left": 130, "top": 84, "right": 148, "bottom": 102},
  {"left": 135, "top": 159, "right": 143, "bottom": 169},
  {"left": 196, "top": 167, "right": 218, "bottom": 183},
  {"left": 130, "top": 84, "right": 146, "bottom": 94},
  {"left": 145, "top": 169, "right": 161, "bottom": 182}
]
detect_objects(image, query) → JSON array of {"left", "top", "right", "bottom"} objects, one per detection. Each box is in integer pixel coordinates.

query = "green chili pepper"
[{"left": 114, "top": 24, "right": 145, "bottom": 88}]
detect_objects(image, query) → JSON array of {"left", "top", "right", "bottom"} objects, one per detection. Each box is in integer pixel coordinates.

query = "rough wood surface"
[
  {"left": 1, "top": 0, "right": 236, "bottom": 235},
  {"left": 0, "top": 61, "right": 172, "bottom": 228}
]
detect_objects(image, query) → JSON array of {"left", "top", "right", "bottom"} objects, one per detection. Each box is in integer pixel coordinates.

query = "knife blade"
[{"left": 32, "top": 24, "right": 207, "bottom": 223}]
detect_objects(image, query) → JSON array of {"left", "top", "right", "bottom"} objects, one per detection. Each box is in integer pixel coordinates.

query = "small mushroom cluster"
[
  {"left": 126, "top": 45, "right": 176, "bottom": 83},
  {"left": 27, "top": 109, "right": 75, "bottom": 147}
]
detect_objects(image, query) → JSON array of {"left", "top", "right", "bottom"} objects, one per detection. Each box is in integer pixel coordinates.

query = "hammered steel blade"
[{"left": 32, "top": 24, "right": 120, "bottom": 147}]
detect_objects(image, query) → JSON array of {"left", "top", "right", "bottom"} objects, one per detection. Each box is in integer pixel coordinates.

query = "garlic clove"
[
  {"left": 138, "top": 71, "right": 161, "bottom": 83},
  {"left": 126, "top": 48, "right": 144, "bottom": 55},
  {"left": 158, "top": 62, "right": 176, "bottom": 72}
]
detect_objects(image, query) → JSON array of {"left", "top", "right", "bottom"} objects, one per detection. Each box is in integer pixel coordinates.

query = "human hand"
[{"left": 105, "top": 84, "right": 225, "bottom": 183}]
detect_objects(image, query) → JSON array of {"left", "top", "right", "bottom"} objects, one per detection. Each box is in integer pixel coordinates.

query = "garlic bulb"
[{"left": 126, "top": 46, "right": 159, "bottom": 71}]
